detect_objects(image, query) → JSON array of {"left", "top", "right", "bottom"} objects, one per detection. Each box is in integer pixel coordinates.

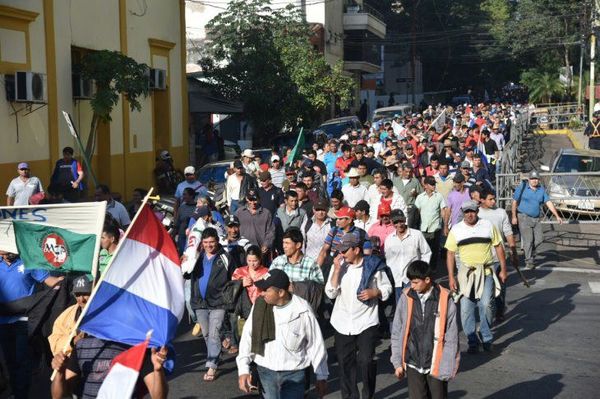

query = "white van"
[{"left": 371, "top": 104, "right": 416, "bottom": 124}]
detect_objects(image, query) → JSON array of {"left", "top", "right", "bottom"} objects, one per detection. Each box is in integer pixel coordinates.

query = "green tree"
[
  {"left": 520, "top": 69, "right": 564, "bottom": 103},
  {"left": 200, "top": 0, "right": 355, "bottom": 142},
  {"left": 78, "top": 50, "right": 149, "bottom": 161}
]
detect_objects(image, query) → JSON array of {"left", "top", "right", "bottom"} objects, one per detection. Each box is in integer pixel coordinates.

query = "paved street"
[{"left": 167, "top": 231, "right": 600, "bottom": 399}]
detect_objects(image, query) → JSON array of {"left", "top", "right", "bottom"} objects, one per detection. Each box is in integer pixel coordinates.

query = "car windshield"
[
  {"left": 198, "top": 165, "right": 229, "bottom": 184},
  {"left": 317, "top": 122, "right": 355, "bottom": 138},
  {"left": 554, "top": 154, "right": 600, "bottom": 173},
  {"left": 373, "top": 110, "right": 401, "bottom": 122}
]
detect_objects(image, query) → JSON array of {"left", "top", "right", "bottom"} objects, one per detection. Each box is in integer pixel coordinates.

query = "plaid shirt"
[{"left": 270, "top": 254, "right": 324, "bottom": 284}]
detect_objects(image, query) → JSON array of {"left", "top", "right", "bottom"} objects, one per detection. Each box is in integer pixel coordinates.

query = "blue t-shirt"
[
  {"left": 324, "top": 151, "right": 341, "bottom": 174},
  {"left": 513, "top": 183, "right": 550, "bottom": 218},
  {"left": 175, "top": 180, "right": 209, "bottom": 199},
  {"left": 198, "top": 254, "right": 215, "bottom": 299},
  {"left": 0, "top": 258, "right": 49, "bottom": 324}
]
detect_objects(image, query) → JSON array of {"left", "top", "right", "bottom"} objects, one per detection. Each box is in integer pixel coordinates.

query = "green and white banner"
[{"left": 0, "top": 202, "right": 106, "bottom": 273}]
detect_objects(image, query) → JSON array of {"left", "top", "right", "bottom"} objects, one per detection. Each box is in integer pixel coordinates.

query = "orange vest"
[{"left": 400, "top": 286, "right": 450, "bottom": 379}]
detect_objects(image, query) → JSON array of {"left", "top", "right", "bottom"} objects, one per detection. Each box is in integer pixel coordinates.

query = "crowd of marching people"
[{"left": 1, "top": 102, "right": 566, "bottom": 399}]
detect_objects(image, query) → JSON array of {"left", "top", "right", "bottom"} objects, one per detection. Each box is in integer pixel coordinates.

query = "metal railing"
[
  {"left": 497, "top": 108, "right": 529, "bottom": 176},
  {"left": 496, "top": 171, "right": 600, "bottom": 224},
  {"left": 529, "top": 102, "right": 586, "bottom": 130}
]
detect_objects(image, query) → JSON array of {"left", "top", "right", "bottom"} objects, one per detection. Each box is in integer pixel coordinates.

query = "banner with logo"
[{"left": 0, "top": 202, "right": 106, "bottom": 274}]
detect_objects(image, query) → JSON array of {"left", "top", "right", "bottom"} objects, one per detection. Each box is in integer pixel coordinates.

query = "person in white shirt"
[
  {"left": 301, "top": 199, "right": 333, "bottom": 260},
  {"left": 241, "top": 149, "right": 259, "bottom": 176},
  {"left": 342, "top": 168, "right": 368, "bottom": 207},
  {"left": 268, "top": 155, "right": 286, "bottom": 188},
  {"left": 370, "top": 179, "right": 407, "bottom": 220},
  {"left": 325, "top": 234, "right": 392, "bottom": 399},
  {"left": 237, "top": 269, "right": 328, "bottom": 398},
  {"left": 384, "top": 210, "right": 431, "bottom": 301},
  {"left": 353, "top": 200, "right": 376, "bottom": 232}
]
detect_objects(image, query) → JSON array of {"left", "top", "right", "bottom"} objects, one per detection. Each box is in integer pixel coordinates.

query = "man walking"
[
  {"left": 270, "top": 228, "right": 324, "bottom": 284},
  {"left": 325, "top": 235, "right": 392, "bottom": 399},
  {"left": 414, "top": 176, "right": 447, "bottom": 270},
  {"left": 302, "top": 199, "right": 333, "bottom": 260},
  {"left": 511, "top": 171, "right": 563, "bottom": 269},
  {"left": 237, "top": 269, "right": 328, "bottom": 398},
  {"left": 446, "top": 200, "right": 507, "bottom": 353},
  {"left": 390, "top": 260, "right": 460, "bottom": 399},
  {"left": 342, "top": 168, "right": 368, "bottom": 207},
  {"left": 236, "top": 189, "right": 276, "bottom": 257},
  {"left": 257, "top": 171, "right": 284, "bottom": 216},
  {"left": 384, "top": 210, "right": 431, "bottom": 300}
]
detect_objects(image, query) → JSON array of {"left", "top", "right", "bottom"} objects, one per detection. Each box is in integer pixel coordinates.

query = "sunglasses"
[
  {"left": 392, "top": 219, "right": 407, "bottom": 225},
  {"left": 246, "top": 198, "right": 258, "bottom": 202},
  {"left": 19, "top": 168, "right": 29, "bottom": 171}
]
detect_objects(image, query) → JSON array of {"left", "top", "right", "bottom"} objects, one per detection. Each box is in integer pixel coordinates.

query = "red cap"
[
  {"left": 378, "top": 202, "right": 392, "bottom": 217},
  {"left": 335, "top": 206, "right": 355, "bottom": 219}
]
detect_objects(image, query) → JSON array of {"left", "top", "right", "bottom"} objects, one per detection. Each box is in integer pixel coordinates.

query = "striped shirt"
[
  {"left": 324, "top": 225, "right": 373, "bottom": 254},
  {"left": 445, "top": 218, "right": 502, "bottom": 267},
  {"left": 67, "top": 337, "right": 153, "bottom": 399},
  {"left": 270, "top": 254, "right": 324, "bottom": 284}
]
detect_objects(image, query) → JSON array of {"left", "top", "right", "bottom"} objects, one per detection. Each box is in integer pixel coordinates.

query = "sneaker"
[
  {"left": 525, "top": 261, "right": 536, "bottom": 270},
  {"left": 467, "top": 345, "right": 479, "bottom": 354},
  {"left": 482, "top": 342, "right": 493, "bottom": 352},
  {"left": 191, "top": 323, "right": 202, "bottom": 336}
]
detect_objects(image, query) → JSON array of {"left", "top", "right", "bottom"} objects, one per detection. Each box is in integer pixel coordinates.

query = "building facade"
[
  {"left": 0, "top": 0, "right": 188, "bottom": 202},
  {"left": 186, "top": 0, "right": 386, "bottom": 117}
]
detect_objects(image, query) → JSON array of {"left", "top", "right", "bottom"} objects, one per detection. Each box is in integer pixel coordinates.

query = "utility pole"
[
  {"left": 590, "top": 0, "right": 600, "bottom": 120},
  {"left": 578, "top": 32, "right": 584, "bottom": 109}
]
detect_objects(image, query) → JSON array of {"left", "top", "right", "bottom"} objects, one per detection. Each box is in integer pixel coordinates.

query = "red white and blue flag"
[
  {"left": 80, "top": 205, "right": 184, "bottom": 347},
  {"left": 97, "top": 332, "right": 151, "bottom": 399}
]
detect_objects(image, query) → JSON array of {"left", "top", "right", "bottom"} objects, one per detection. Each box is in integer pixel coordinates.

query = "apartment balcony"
[
  {"left": 343, "top": 1, "right": 386, "bottom": 39},
  {"left": 343, "top": 31, "right": 381, "bottom": 74}
]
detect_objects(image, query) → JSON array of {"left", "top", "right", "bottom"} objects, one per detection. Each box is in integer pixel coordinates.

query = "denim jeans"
[
  {"left": 230, "top": 199, "right": 239, "bottom": 214},
  {"left": 195, "top": 309, "right": 226, "bottom": 369},
  {"left": 184, "top": 280, "right": 197, "bottom": 323},
  {"left": 460, "top": 273, "right": 495, "bottom": 347},
  {"left": 257, "top": 365, "right": 306, "bottom": 399},
  {"left": 0, "top": 321, "right": 31, "bottom": 399}
]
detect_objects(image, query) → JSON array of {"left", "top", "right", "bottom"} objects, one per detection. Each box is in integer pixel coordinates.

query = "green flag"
[
  {"left": 13, "top": 221, "right": 96, "bottom": 273},
  {"left": 287, "top": 127, "right": 305, "bottom": 166}
]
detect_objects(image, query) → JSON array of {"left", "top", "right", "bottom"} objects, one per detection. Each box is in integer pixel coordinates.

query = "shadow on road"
[
  {"left": 482, "top": 373, "right": 564, "bottom": 399},
  {"left": 458, "top": 283, "right": 579, "bottom": 374}
]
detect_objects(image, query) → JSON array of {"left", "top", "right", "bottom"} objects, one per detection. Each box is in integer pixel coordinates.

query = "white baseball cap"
[
  {"left": 271, "top": 155, "right": 280, "bottom": 162},
  {"left": 242, "top": 149, "right": 254, "bottom": 158},
  {"left": 184, "top": 166, "right": 195, "bottom": 175}
]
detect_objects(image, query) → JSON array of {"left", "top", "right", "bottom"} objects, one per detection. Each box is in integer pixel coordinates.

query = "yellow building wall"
[{"left": 0, "top": 0, "right": 187, "bottom": 202}]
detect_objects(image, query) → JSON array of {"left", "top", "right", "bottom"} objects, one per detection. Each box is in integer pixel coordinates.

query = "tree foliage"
[
  {"left": 77, "top": 50, "right": 149, "bottom": 159},
  {"left": 520, "top": 70, "right": 564, "bottom": 103},
  {"left": 200, "top": 0, "right": 355, "bottom": 140}
]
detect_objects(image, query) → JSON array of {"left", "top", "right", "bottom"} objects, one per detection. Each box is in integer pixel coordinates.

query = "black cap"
[
  {"left": 225, "top": 215, "right": 240, "bottom": 226},
  {"left": 246, "top": 189, "right": 258, "bottom": 201},
  {"left": 254, "top": 269, "right": 290, "bottom": 290},
  {"left": 233, "top": 160, "right": 243, "bottom": 169},
  {"left": 72, "top": 275, "right": 92, "bottom": 294}
]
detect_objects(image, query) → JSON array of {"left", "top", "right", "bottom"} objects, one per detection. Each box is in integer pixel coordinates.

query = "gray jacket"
[
  {"left": 276, "top": 207, "right": 307, "bottom": 232},
  {"left": 235, "top": 206, "right": 275, "bottom": 249},
  {"left": 390, "top": 285, "right": 460, "bottom": 381}
]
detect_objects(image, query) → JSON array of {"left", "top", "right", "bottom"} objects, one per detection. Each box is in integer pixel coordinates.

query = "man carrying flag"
[
  {"left": 50, "top": 333, "right": 169, "bottom": 399},
  {"left": 49, "top": 203, "right": 183, "bottom": 398}
]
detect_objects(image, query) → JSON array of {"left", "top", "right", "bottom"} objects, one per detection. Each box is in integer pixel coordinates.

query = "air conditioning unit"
[
  {"left": 72, "top": 74, "right": 96, "bottom": 99},
  {"left": 148, "top": 68, "right": 167, "bottom": 91},
  {"left": 4, "top": 72, "right": 47, "bottom": 103}
]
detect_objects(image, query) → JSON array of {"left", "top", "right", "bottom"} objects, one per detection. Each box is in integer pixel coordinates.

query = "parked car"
[
  {"left": 223, "top": 140, "right": 241, "bottom": 160},
  {"left": 196, "top": 160, "right": 231, "bottom": 209},
  {"left": 311, "top": 116, "right": 362, "bottom": 145},
  {"left": 540, "top": 148, "right": 600, "bottom": 215},
  {"left": 371, "top": 104, "right": 415, "bottom": 124}
]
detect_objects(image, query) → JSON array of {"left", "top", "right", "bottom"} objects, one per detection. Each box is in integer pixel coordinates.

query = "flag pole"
[{"left": 51, "top": 188, "right": 157, "bottom": 381}]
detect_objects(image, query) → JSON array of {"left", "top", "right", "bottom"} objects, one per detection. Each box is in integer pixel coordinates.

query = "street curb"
[{"left": 534, "top": 128, "right": 583, "bottom": 149}]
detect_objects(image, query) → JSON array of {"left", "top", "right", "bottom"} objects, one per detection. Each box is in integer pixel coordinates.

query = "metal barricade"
[{"left": 496, "top": 171, "right": 600, "bottom": 224}]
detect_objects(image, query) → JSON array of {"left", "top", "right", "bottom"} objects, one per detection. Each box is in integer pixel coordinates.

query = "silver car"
[{"left": 541, "top": 148, "right": 600, "bottom": 214}]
